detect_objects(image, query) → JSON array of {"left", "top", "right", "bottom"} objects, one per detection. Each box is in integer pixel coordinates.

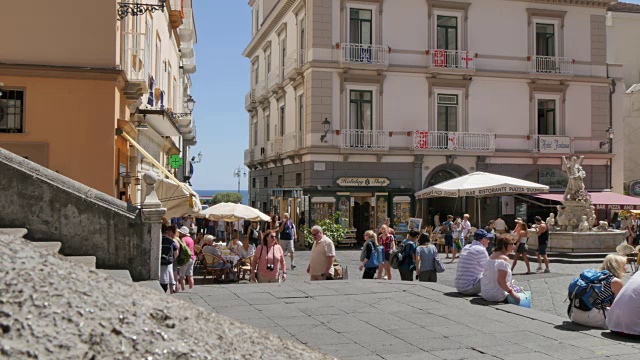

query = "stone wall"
[{"left": 0, "top": 146, "right": 156, "bottom": 281}]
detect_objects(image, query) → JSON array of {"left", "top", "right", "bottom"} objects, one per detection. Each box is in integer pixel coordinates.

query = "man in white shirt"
[
  {"left": 434, "top": 212, "right": 441, "bottom": 227},
  {"left": 216, "top": 220, "right": 225, "bottom": 241},
  {"left": 494, "top": 217, "right": 508, "bottom": 234},
  {"left": 461, "top": 214, "right": 472, "bottom": 247},
  {"left": 455, "top": 229, "right": 491, "bottom": 295},
  {"left": 307, "top": 225, "right": 336, "bottom": 280}
]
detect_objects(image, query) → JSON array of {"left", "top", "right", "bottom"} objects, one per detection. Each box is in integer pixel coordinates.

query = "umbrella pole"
[{"left": 477, "top": 198, "right": 482, "bottom": 228}]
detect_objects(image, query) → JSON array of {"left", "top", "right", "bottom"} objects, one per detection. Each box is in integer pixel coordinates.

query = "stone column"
[{"left": 140, "top": 172, "right": 167, "bottom": 281}]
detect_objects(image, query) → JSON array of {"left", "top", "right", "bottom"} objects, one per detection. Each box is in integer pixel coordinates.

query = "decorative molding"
[{"left": 243, "top": 0, "right": 296, "bottom": 57}]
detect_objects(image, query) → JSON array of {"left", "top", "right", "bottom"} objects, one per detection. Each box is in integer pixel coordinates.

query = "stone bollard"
[{"left": 140, "top": 171, "right": 167, "bottom": 281}]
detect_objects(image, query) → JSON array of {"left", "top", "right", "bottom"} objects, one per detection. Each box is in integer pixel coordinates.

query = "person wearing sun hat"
[
  {"left": 177, "top": 226, "right": 196, "bottom": 291},
  {"left": 455, "top": 229, "right": 493, "bottom": 295}
]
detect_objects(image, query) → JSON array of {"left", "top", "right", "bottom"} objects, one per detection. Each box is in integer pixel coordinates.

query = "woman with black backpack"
[{"left": 569, "top": 254, "right": 626, "bottom": 329}]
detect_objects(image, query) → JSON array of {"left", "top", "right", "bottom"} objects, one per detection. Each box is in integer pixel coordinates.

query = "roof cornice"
[
  {"left": 507, "top": 0, "right": 616, "bottom": 9},
  {"left": 243, "top": 0, "right": 296, "bottom": 58}
]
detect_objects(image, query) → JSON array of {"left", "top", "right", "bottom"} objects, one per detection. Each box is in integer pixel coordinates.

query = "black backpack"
[{"left": 161, "top": 236, "right": 175, "bottom": 265}]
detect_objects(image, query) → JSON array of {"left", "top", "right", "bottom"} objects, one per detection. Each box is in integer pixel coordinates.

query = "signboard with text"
[
  {"left": 538, "top": 168, "right": 568, "bottom": 189},
  {"left": 336, "top": 177, "right": 390, "bottom": 187},
  {"left": 538, "top": 136, "right": 571, "bottom": 154}
]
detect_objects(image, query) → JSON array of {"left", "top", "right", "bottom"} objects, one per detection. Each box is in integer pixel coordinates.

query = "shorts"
[
  {"left": 384, "top": 251, "right": 391, "bottom": 262},
  {"left": 160, "top": 264, "right": 175, "bottom": 285},
  {"left": 537, "top": 240, "right": 548, "bottom": 256},
  {"left": 516, "top": 242, "right": 527, "bottom": 254},
  {"left": 444, "top": 234, "right": 454, "bottom": 248},
  {"left": 179, "top": 258, "right": 195, "bottom": 277},
  {"left": 570, "top": 307, "right": 608, "bottom": 329},
  {"left": 280, "top": 240, "right": 294, "bottom": 254}
]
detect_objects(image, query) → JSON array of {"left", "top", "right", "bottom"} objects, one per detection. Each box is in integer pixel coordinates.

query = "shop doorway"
[
  {"left": 426, "top": 168, "right": 463, "bottom": 225},
  {"left": 353, "top": 200, "right": 372, "bottom": 242}
]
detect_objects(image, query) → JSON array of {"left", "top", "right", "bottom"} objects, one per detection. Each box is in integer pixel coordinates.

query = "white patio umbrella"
[
  {"left": 200, "top": 202, "right": 271, "bottom": 222},
  {"left": 415, "top": 172, "right": 549, "bottom": 225},
  {"left": 147, "top": 178, "right": 202, "bottom": 219}
]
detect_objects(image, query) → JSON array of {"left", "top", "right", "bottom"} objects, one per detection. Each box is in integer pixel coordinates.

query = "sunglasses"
[
  {"left": 269, "top": 234, "right": 276, "bottom": 238},
  {"left": 311, "top": 231, "right": 319, "bottom": 236}
]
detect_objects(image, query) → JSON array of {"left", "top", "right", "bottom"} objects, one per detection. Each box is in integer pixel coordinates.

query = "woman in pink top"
[{"left": 250, "top": 230, "right": 286, "bottom": 283}]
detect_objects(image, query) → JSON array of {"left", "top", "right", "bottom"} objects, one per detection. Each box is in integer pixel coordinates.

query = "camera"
[{"left": 267, "top": 264, "right": 274, "bottom": 271}]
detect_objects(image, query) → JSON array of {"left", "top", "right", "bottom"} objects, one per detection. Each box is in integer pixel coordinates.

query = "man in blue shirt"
[{"left": 398, "top": 229, "right": 419, "bottom": 281}]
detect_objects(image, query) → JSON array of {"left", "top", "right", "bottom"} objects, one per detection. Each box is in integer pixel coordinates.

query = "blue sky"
[
  {"left": 190, "top": 1, "right": 250, "bottom": 191},
  {"left": 188, "top": 0, "right": 640, "bottom": 191}
]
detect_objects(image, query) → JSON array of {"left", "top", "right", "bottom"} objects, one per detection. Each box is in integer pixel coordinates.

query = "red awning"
[{"left": 532, "top": 192, "right": 640, "bottom": 210}]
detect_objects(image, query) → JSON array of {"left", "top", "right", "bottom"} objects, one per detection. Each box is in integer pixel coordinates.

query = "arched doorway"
[{"left": 423, "top": 164, "right": 467, "bottom": 225}]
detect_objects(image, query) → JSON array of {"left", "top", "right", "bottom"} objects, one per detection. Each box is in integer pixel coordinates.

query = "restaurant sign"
[
  {"left": 538, "top": 168, "right": 568, "bottom": 189},
  {"left": 336, "top": 177, "right": 390, "bottom": 187},
  {"left": 538, "top": 136, "right": 571, "bottom": 154},
  {"left": 595, "top": 204, "right": 640, "bottom": 210}
]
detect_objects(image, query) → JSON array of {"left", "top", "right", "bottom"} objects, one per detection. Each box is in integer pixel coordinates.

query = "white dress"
[
  {"left": 481, "top": 259, "right": 512, "bottom": 302},
  {"left": 606, "top": 271, "right": 640, "bottom": 335}
]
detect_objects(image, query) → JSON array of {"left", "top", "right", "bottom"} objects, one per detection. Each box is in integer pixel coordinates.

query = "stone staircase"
[{"left": 2, "top": 228, "right": 160, "bottom": 290}]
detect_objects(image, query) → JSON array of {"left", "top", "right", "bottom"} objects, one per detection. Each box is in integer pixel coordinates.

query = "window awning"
[{"left": 531, "top": 192, "right": 640, "bottom": 210}]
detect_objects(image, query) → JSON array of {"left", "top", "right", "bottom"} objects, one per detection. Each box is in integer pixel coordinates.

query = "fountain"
[{"left": 528, "top": 156, "right": 626, "bottom": 253}]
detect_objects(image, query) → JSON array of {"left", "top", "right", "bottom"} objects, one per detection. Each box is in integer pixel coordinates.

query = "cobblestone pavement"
[{"left": 174, "top": 249, "right": 640, "bottom": 359}]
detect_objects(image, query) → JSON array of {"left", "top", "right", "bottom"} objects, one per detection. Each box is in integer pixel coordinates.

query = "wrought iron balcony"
[
  {"left": 412, "top": 131, "right": 495, "bottom": 152},
  {"left": 428, "top": 49, "right": 475, "bottom": 70},
  {"left": 340, "top": 43, "right": 389, "bottom": 66},
  {"left": 529, "top": 56, "right": 573, "bottom": 75},
  {"left": 340, "top": 129, "right": 389, "bottom": 150}
]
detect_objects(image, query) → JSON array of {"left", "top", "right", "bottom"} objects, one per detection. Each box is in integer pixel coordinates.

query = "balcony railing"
[
  {"left": 340, "top": 43, "right": 389, "bottom": 66},
  {"left": 123, "top": 31, "right": 150, "bottom": 82},
  {"left": 267, "top": 138, "right": 283, "bottom": 157},
  {"left": 284, "top": 49, "right": 306, "bottom": 76},
  {"left": 340, "top": 129, "right": 389, "bottom": 150},
  {"left": 267, "top": 69, "right": 282, "bottom": 90},
  {"left": 182, "top": 51, "right": 196, "bottom": 74},
  {"left": 429, "top": 49, "right": 475, "bottom": 70},
  {"left": 529, "top": 56, "right": 573, "bottom": 75},
  {"left": 413, "top": 131, "right": 495, "bottom": 152},
  {"left": 255, "top": 80, "right": 267, "bottom": 99},
  {"left": 531, "top": 135, "right": 572, "bottom": 153},
  {"left": 179, "top": 8, "right": 195, "bottom": 43},
  {"left": 282, "top": 132, "right": 303, "bottom": 152},
  {"left": 245, "top": 90, "right": 256, "bottom": 109},
  {"left": 244, "top": 149, "right": 253, "bottom": 164}
]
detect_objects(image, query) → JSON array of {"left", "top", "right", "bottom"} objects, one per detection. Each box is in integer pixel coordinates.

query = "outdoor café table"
[{"left": 222, "top": 255, "right": 240, "bottom": 265}]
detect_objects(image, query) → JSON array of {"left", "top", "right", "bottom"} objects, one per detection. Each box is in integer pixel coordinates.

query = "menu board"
[{"left": 393, "top": 201, "right": 411, "bottom": 233}]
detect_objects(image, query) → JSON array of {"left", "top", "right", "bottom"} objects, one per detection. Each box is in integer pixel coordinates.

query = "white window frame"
[
  {"left": 296, "top": 92, "right": 304, "bottom": 133},
  {"left": 432, "top": 10, "right": 462, "bottom": 51},
  {"left": 278, "top": 101, "right": 286, "bottom": 137},
  {"left": 346, "top": 84, "right": 378, "bottom": 131},
  {"left": 265, "top": 112, "right": 271, "bottom": 142},
  {"left": 155, "top": 33, "right": 162, "bottom": 89},
  {"left": 433, "top": 88, "right": 463, "bottom": 132},
  {"left": 346, "top": 3, "right": 377, "bottom": 45},
  {"left": 534, "top": 93, "right": 561, "bottom": 135},
  {"left": 533, "top": 19, "right": 559, "bottom": 58},
  {"left": 279, "top": 34, "right": 287, "bottom": 74}
]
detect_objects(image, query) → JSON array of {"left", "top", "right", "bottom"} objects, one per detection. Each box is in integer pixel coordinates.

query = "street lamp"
[
  {"left": 191, "top": 151, "right": 203, "bottom": 163},
  {"left": 320, "top": 117, "right": 331, "bottom": 143},
  {"left": 173, "top": 95, "right": 196, "bottom": 119},
  {"left": 599, "top": 126, "right": 615, "bottom": 149},
  {"left": 233, "top": 166, "right": 247, "bottom": 194},
  {"left": 117, "top": 0, "right": 166, "bottom": 21}
]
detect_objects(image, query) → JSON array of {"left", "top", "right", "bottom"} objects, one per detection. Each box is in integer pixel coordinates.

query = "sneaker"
[
  {"left": 536, "top": 266, "right": 543, "bottom": 272},
  {"left": 544, "top": 269, "right": 551, "bottom": 273},
  {"left": 291, "top": 264, "right": 296, "bottom": 270}
]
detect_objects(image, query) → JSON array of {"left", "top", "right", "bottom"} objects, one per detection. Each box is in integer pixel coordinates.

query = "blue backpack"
[
  {"left": 567, "top": 269, "right": 614, "bottom": 314},
  {"left": 365, "top": 241, "right": 380, "bottom": 269}
]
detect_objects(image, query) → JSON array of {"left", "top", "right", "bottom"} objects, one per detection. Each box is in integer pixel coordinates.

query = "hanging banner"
[{"left": 501, "top": 196, "right": 515, "bottom": 215}]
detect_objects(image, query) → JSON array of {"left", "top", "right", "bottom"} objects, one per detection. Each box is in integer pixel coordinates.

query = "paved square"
[{"left": 175, "top": 250, "right": 640, "bottom": 359}]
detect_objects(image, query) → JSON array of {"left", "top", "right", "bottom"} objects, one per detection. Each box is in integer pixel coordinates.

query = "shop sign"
[
  {"left": 629, "top": 180, "right": 640, "bottom": 197},
  {"left": 538, "top": 136, "right": 571, "bottom": 154},
  {"left": 538, "top": 168, "right": 568, "bottom": 189},
  {"left": 336, "top": 177, "right": 390, "bottom": 187},
  {"left": 595, "top": 204, "right": 640, "bottom": 210}
]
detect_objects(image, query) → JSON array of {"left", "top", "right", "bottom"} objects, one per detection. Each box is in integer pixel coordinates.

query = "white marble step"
[
  {"left": 99, "top": 269, "right": 133, "bottom": 283},
  {"left": 136, "top": 280, "right": 165, "bottom": 293},
  {"left": 30, "top": 241, "right": 62, "bottom": 254},
  {"left": 0, "top": 228, "right": 28, "bottom": 238},
  {"left": 64, "top": 256, "right": 97, "bottom": 269}
]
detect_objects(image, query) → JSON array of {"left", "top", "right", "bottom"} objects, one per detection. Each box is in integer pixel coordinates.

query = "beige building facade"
[
  {"left": 243, "top": 0, "right": 623, "bottom": 235},
  {"left": 0, "top": 0, "right": 198, "bottom": 209}
]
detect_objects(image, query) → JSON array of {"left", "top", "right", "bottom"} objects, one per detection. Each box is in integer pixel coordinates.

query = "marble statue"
[
  {"left": 546, "top": 213, "right": 556, "bottom": 231},
  {"left": 579, "top": 216, "right": 590, "bottom": 232},
  {"left": 562, "top": 156, "right": 587, "bottom": 202},
  {"left": 597, "top": 221, "right": 609, "bottom": 232},
  {"left": 557, "top": 205, "right": 569, "bottom": 231}
]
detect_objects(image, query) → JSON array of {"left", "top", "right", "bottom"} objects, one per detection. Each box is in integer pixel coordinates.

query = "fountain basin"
[{"left": 527, "top": 230, "right": 626, "bottom": 253}]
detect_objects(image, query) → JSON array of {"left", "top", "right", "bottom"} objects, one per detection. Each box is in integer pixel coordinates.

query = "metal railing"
[
  {"left": 267, "top": 138, "right": 283, "bottom": 156},
  {"left": 123, "top": 31, "right": 149, "bottom": 82},
  {"left": 267, "top": 69, "right": 282, "bottom": 90},
  {"left": 284, "top": 49, "right": 306, "bottom": 75},
  {"left": 255, "top": 80, "right": 267, "bottom": 99},
  {"left": 413, "top": 131, "right": 495, "bottom": 151},
  {"left": 245, "top": 90, "right": 256, "bottom": 109},
  {"left": 340, "top": 129, "right": 389, "bottom": 150},
  {"left": 529, "top": 56, "right": 573, "bottom": 75},
  {"left": 244, "top": 149, "right": 253, "bottom": 164},
  {"left": 182, "top": 52, "right": 196, "bottom": 74},
  {"left": 340, "top": 43, "right": 389, "bottom": 66},
  {"left": 429, "top": 49, "right": 475, "bottom": 70},
  {"left": 179, "top": 8, "right": 195, "bottom": 42},
  {"left": 282, "top": 132, "right": 303, "bottom": 152},
  {"left": 531, "top": 135, "right": 572, "bottom": 153}
]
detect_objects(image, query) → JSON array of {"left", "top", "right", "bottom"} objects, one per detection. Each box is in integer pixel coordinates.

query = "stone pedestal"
[{"left": 527, "top": 229, "right": 626, "bottom": 253}]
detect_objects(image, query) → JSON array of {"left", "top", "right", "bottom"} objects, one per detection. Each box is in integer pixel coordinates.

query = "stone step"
[
  {"left": 0, "top": 228, "right": 28, "bottom": 238},
  {"left": 98, "top": 269, "right": 133, "bottom": 283},
  {"left": 30, "top": 241, "right": 62, "bottom": 254},
  {"left": 64, "top": 256, "right": 97, "bottom": 269},
  {"left": 135, "top": 280, "right": 165, "bottom": 294}
]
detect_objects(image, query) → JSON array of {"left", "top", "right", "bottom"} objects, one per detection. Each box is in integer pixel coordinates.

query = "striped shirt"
[{"left": 455, "top": 240, "right": 489, "bottom": 292}]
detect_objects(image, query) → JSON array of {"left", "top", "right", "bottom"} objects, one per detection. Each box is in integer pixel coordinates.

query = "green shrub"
[{"left": 301, "top": 211, "right": 349, "bottom": 246}]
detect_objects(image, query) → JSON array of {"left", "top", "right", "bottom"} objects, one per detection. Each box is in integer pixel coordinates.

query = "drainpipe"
[{"left": 608, "top": 65, "right": 616, "bottom": 190}]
